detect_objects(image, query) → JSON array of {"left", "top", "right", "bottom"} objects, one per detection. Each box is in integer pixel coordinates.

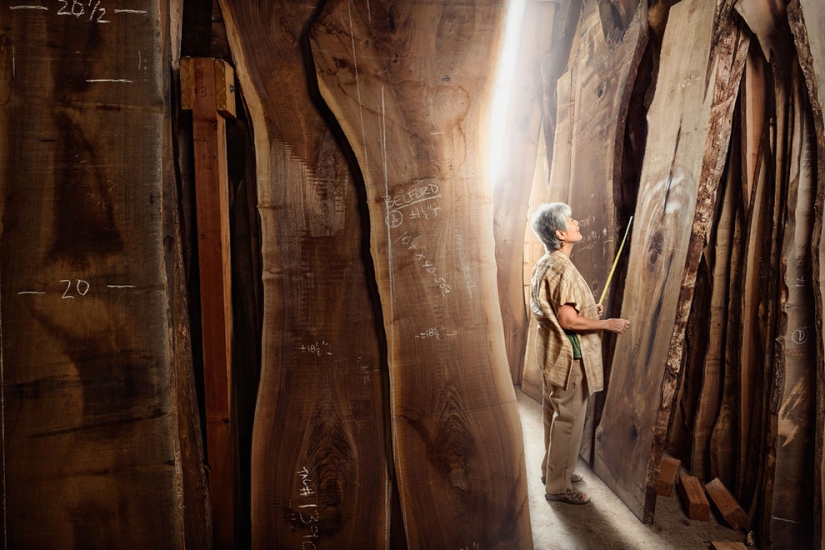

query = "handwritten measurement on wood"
[
  {"left": 17, "top": 280, "right": 136, "bottom": 297},
  {"left": 394, "top": 232, "right": 452, "bottom": 296},
  {"left": 299, "top": 341, "right": 332, "bottom": 357},
  {"left": 288, "top": 467, "right": 321, "bottom": 550},
  {"left": 415, "top": 326, "right": 447, "bottom": 340},
  {"left": 9, "top": 2, "right": 149, "bottom": 21},
  {"left": 356, "top": 356, "right": 374, "bottom": 385}
]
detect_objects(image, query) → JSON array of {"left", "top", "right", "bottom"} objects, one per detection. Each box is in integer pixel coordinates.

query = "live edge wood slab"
[
  {"left": 216, "top": 1, "right": 391, "bottom": 548},
  {"left": 311, "top": 1, "right": 533, "bottom": 548},
  {"left": 593, "top": 0, "right": 748, "bottom": 523}
]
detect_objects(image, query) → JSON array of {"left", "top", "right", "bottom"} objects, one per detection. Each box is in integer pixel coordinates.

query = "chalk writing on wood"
[
  {"left": 18, "top": 281, "right": 135, "bottom": 297},
  {"left": 8, "top": 2, "right": 148, "bottom": 19},
  {"left": 383, "top": 182, "right": 442, "bottom": 228},
  {"left": 287, "top": 467, "right": 320, "bottom": 550},
  {"left": 352, "top": 356, "right": 378, "bottom": 385},
  {"left": 792, "top": 326, "right": 810, "bottom": 345},
  {"left": 299, "top": 341, "right": 333, "bottom": 357},
  {"left": 570, "top": 217, "right": 615, "bottom": 257},
  {"left": 415, "top": 326, "right": 447, "bottom": 340},
  {"left": 60, "top": 279, "right": 90, "bottom": 299},
  {"left": 57, "top": 0, "right": 109, "bottom": 22},
  {"left": 394, "top": 232, "right": 452, "bottom": 296}
]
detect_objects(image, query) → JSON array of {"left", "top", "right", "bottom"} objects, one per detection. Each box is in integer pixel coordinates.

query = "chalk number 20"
[{"left": 61, "top": 279, "right": 90, "bottom": 299}]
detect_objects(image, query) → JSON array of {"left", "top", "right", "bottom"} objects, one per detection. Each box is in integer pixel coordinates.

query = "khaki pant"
[{"left": 542, "top": 359, "right": 589, "bottom": 494}]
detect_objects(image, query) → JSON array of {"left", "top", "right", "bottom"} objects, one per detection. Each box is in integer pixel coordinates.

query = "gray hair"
[{"left": 531, "top": 202, "right": 571, "bottom": 251}]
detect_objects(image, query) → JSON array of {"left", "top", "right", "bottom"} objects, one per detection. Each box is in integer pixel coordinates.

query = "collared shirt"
[{"left": 530, "top": 250, "right": 604, "bottom": 394}]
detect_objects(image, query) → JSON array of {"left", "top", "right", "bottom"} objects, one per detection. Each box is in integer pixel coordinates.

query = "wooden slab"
[
  {"left": 541, "top": 0, "right": 581, "bottom": 174},
  {"left": 678, "top": 474, "right": 710, "bottom": 521},
  {"left": 760, "top": 58, "right": 816, "bottom": 550},
  {"left": 593, "top": 0, "right": 748, "bottom": 523},
  {"left": 493, "top": 1, "right": 557, "bottom": 386},
  {"left": 0, "top": 2, "right": 195, "bottom": 547},
  {"left": 547, "top": 0, "right": 647, "bottom": 309},
  {"left": 658, "top": 455, "right": 681, "bottom": 497},
  {"left": 216, "top": 1, "right": 390, "bottom": 548},
  {"left": 691, "top": 146, "right": 737, "bottom": 481},
  {"left": 705, "top": 478, "right": 747, "bottom": 531},
  {"left": 723, "top": 62, "right": 779, "bottom": 507},
  {"left": 311, "top": 2, "right": 533, "bottom": 547},
  {"left": 787, "top": 0, "right": 825, "bottom": 546},
  {"left": 710, "top": 43, "right": 765, "bottom": 492},
  {"left": 543, "top": 0, "right": 648, "bottom": 465}
]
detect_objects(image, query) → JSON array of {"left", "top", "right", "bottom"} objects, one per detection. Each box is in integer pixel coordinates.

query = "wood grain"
[
  {"left": 690, "top": 145, "right": 737, "bottom": 481},
  {"left": 593, "top": 0, "right": 747, "bottom": 522},
  {"left": 311, "top": 2, "right": 533, "bottom": 547},
  {"left": 216, "top": 1, "right": 391, "bottom": 548},
  {"left": 787, "top": 0, "right": 825, "bottom": 545},
  {"left": 761, "top": 60, "right": 816, "bottom": 550},
  {"left": 182, "top": 56, "right": 237, "bottom": 549},
  {"left": 0, "top": 2, "right": 190, "bottom": 547}
]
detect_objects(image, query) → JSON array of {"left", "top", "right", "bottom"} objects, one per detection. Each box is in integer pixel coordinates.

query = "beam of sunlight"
[{"left": 488, "top": 0, "right": 527, "bottom": 186}]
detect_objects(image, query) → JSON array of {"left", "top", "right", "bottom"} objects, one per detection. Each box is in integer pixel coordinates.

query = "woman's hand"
[
  {"left": 596, "top": 304, "right": 604, "bottom": 318},
  {"left": 604, "top": 318, "right": 630, "bottom": 334}
]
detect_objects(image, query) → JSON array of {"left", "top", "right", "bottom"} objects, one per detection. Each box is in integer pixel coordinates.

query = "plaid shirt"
[{"left": 530, "top": 250, "right": 604, "bottom": 394}]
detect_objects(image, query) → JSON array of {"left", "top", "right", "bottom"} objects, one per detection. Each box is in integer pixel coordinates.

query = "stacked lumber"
[
  {"left": 787, "top": 0, "right": 825, "bottom": 546},
  {"left": 663, "top": 1, "right": 820, "bottom": 546},
  {"left": 520, "top": 0, "right": 824, "bottom": 544}
]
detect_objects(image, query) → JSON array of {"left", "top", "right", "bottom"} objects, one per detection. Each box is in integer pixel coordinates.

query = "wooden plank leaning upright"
[
  {"left": 593, "top": 0, "right": 749, "bottom": 523},
  {"left": 311, "top": 1, "right": 533, "bottom": 547},
  {"left": 181, "top": 57, "right": 237, "bottom": 549}
]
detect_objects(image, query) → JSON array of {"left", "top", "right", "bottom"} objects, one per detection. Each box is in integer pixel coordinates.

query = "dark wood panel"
[
  {"left": 761, "top": 61, "right": 816, "bottom": 550},
  {"left": 593, "top": 0, "right": 748, "bottom": 522},
  {"left": 312, "top": 2, "right": 533, "bottom": 547},
  {"left": 787, "top": 0, "right": 825, "bottom": 545},
  {"left": 690, "top": 140, "right": 737, "bottom": 481},
  {"left": 0, "top": 2, "right": 190, "bottom": 547},
  {"left": 216, "top": 1, "right": 391, "bottom": 548}
]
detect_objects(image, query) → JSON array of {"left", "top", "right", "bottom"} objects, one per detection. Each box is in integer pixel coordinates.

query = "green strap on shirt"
[{"left": 564, "top": 329, "right": 582, "bottom": 359}]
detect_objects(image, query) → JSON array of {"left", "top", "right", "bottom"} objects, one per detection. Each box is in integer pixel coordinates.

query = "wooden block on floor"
[
  {"left": 705, "top": 477, "right": 747, "bottom": 530},
  {"left": 708, "top": 542, "right": 748, "bottom": 550},
  {"left": 678, "top": 473, "right": 710, "bottom": 520},
  {"left": 658, "top": 454, "right": 681, "bottom": 496}
]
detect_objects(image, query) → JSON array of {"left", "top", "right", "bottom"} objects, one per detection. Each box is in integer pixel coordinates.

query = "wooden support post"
[
  {"left": 180, "top": 56, "right": 237, "bottom": 549},
  {"left": 657, "top": 455, "right": 681, "bottom": 497},
  {"left": 678, "top": 474, "right": 710, "bottom": 521}
]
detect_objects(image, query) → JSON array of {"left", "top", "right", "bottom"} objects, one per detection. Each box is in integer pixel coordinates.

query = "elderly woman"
[{"left": 530, "top": 202, "right": 630, "bottom": 505}]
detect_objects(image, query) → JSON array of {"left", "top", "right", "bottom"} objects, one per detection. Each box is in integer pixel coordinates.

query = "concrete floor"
[{"left": 516, "top": 389, "right": 751, "bottom": 549}]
